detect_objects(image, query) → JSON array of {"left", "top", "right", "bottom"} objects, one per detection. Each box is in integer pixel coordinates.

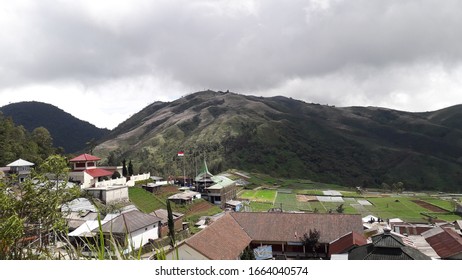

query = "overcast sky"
[{"left": 1, "top": 0, "right": 462, "bottom": 129}]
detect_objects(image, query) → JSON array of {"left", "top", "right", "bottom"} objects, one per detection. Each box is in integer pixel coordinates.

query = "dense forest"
[
  {"left": 0, "top": 113, "right": 57, "bottom": 166},
  {"left": 0, "top": 101, "right": 109, "bottom": 153}
]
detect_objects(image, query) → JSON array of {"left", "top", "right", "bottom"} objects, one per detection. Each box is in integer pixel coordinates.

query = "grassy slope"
[{"left": 95, "top": 91, "right": 462, "bottom": 192}]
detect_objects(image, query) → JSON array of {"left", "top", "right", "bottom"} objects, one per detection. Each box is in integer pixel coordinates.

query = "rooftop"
[
  {"left": 97, "top": 209, "right": 162, "bottom": 234},
  {"left": 69, "top": 154, "right": 101, "bottom": 162},
  {"left": 423, "top": 226, "right": 462, "bottom": 259},
  {"left": 7, "top": 158, "right": 34, "bottom": 167},
  {"left": 230, "top": 212, "right": 363, "bottom": 243}
]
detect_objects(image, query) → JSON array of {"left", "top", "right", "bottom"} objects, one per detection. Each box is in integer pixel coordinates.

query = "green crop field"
[
  {"left": 363, "top": 196, "right": 462, "bottom": 222},
  {"left": 239, "top": 189, "right": 276, "bottom": 203},
  {"left": 237, "top": 177, "right": 462, "bottom": 222}
]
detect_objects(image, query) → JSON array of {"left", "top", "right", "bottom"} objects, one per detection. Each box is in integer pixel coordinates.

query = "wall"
[
  {"left": 127, "top": 173, "right": 151, "bottom": 187},
  {"left": 103, "top": 186, "right": 129, "bottom": 204},
  {"left": 128, "top": 223, "right": 160, "bottom": 250},
  {"left": 95, "top": 177, "right": 127, "bottom": 188},
  {"left": 167, "top": 243, "right": 210, "bottom": 260}
]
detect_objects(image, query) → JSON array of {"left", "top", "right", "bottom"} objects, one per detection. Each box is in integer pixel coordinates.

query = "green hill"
[
  {"left": 94, "top": 90, "right": 462, "bottom": 192},
  {"left": 0, "top": 101, "right": 109, "bottom": 153}
]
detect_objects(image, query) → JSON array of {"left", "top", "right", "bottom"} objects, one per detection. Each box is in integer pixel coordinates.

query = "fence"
[
  {"left": 127, "top": 173, "right": 151, "bottom": 187},
  {"left": 95, "top": 177, "right": 127, "bottom": 188}
]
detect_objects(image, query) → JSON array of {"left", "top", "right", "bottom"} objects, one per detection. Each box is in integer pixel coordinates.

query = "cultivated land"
[
  {"left": 128, "top": 172, "right": 461, "bottom": 224},
  {"left": 237, "top": 172, "right": 462, "bottom": 223}
]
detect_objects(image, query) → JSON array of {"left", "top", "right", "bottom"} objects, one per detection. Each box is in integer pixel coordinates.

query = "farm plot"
[
  {"left": 239, "top": 189, "right": 276, "bottom": 203},
  {"left": 364, "top": 197, "right": 442, "bottom": 222},
  {"left": 411, "top": 200, "right": 449, "bottom": 213}
]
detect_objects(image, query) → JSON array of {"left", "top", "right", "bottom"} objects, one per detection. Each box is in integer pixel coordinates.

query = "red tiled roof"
[
  {"left": 69, "top": 154, "right": 101, "bottom": 162},
  {"left": 424, "top": 227, "right": 462, "bottom": 259},
  {"left": 185, "top": 213, "right": 252, "bottom": 260},
  {"left": 85, "top": 168, "right": 113, "bottom": 178},
  {"left": 329, "top": 231, "right": 368, "bottom": 257},
  {"left": 230, "top": 212, "right": 364, "bottom": 243}
]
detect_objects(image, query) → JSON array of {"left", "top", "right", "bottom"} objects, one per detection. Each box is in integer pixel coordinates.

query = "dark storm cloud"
[{"left": 2, "top": 0, "right": 462, "bottom": 128}]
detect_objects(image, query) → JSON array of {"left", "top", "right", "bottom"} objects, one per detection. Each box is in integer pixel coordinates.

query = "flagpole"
[{"left": 183, "top": 153, "right": 186, "bottom": 187}]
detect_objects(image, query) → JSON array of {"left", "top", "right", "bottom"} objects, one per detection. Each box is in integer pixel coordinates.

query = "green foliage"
[
  {"left": 240, "top": 246, "right": 256, "bottom": 260},
  {"left": 300, "top": 229, "right": 321, "bottom": 257},
  {"left": 0, "top": 154, "right": 80, "bottom": 259},
  {"left": 128, "top": 160, "right": 134, "bottom": 176},
  {"left": 0, "top": 113, "right": 56, "bottom": 166},
  {"left": 111, "top": 171, "right": 121, "bottom": 179},
  {"left": 166, "top": 200, "right": 175, "bottom": 245},
  {"left": 128, "top": 187, "right": 171, "bottom": 213}
]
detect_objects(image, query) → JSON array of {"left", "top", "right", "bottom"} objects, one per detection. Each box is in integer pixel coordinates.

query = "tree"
[
  {"left": 31, "top": 127, "right": 54, "bottom": 160},
  {"left": 122, "top": 159, "right": 127, "bottom": 177},
  {"left": 111, "top": 171, "right": 121, "bottom": 179},
  {"left": 240, "top": 246, "right": 256, "bottom": 260},
  {"left": 128, "top": 160, "right": 134, "bottom": 176},
  {"left": 300, "top": 229, "right": 321, "bottom": 258},
  {"left": 166, "top": 199, "right": 175, "bottom": 246},
  {"left": 336, "top": 204, "right": 345, "bottom": 213},
  {"left": 0, "top": 154, "right": 80, "bottom": 259}
]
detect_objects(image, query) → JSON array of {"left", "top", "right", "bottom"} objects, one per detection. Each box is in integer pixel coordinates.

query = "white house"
[
  {"left": 6, "top": 158, "right": 34, "bottom": 182},
  {"left": 86, "top": 184, "right": 129, "bottom": 204},
  {"left": 97, "top": 209, "right": 162, "bottom": 252},
  {"left": 69, "top": 154, "right": 115, "bottom": 189}
]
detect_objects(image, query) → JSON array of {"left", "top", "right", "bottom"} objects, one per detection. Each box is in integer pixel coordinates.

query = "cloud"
[{"left": 1, "top": 0, "right": 462, "bottom": 128}]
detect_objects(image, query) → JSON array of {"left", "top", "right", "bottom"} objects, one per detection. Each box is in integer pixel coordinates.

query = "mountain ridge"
[
  {"left": 0, "top": 101, "right": 110, "bottom": 153},
  {"left": 94, "top": 90, "right": 462, "bottom": 192}
]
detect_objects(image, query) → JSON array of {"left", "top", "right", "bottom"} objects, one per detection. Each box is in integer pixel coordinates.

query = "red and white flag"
[{"left": 177, "top": 151, "right": 184, "bottom": 157}]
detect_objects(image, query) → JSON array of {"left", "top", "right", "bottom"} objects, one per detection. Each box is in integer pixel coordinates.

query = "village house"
[
  {"left": 150, "top": 209, "right": 185, "bottom": 238},
  {"left": 348, "top": 228, "right": 431, "bottom": 260},
  {"left": 61, "top": 197, "right": 99, "bottom": 231},
  {"left": 85, "top": 184, "right": 129, "bottom": 204},
  {"left": 168, "top": 212, "right": 363, "bottom": 260},
  {"left": 96, "top": 209, "right": 162, "bottom": 252},
  {"left": 2, "top": 158, "right": 35, "bottom": 182},
  {"left": 168, "top": 191, "right": 201, "bottom": 205},
  {"left": 328, "top": 231, "right": 368, "bottom": 259},
  {"left": 193, "top": 161, "right": 237, "bottom": 207},
  {"left": 68, "top": 154, "right": 117, "bottom": 189}
]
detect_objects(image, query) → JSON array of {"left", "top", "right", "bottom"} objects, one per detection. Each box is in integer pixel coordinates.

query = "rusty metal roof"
[{"left": 423, "top": 227, "right": 462, "bottom": 259}]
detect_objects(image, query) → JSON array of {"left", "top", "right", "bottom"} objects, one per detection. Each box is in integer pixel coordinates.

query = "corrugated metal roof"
[
  {"left": 168, "top": 191, "right": 200, "bottom": 200},
  {"left": 61, "top": 198, "right": 97, "bottom": 212},
  {"left": 98, "top": 210, "right": 161, "bottom": 234},
  {"left": 7, "top": 158, "right": 34, "bottom": 167},
  {"left": 329, "top": 231, "right": 368, "bottom": 256},
  {"left": 423, "top": 227, "right": 462, "bottom": 259},
  {"left": 348, "top": 232, "right": 431, "bottom": 260}
]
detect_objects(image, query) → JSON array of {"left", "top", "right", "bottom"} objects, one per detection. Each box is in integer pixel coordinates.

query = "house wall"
[
  {"left": 70, "top": 171, "right": 94, "bottom": 189},
  {"left": 128, "top": 223, "right": 160, "bottom": 250},
  {"left": 167, "top": 243, "right": 210, "bottom": 260},
  {"left": 160, "top": 218, "right": 184, "bottom": 237}
]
